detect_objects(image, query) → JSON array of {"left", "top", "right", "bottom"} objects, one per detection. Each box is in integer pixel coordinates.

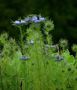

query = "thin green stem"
[
  {"left": 0, "top": 65, "right": 4, "bottom": 90},
  {"left": 19, "top": 26, "right": 24, "bottom": 55}
]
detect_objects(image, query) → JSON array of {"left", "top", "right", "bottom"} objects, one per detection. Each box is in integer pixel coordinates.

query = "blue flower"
[
  {"left": 34, "top": 16, "right": 46, "bottom": 23},
  {"left": 31, "top": 16, "right": 38, "bottom": 22},
  {"left": 13, "top": 15, "right": 46, "bottom": 26},
  {"left": 55, "top": 54, "right": 64, "bottom": 62},
  {"left": 13, "top": 20, "right": 27, "bottom": 25},
  {"left": 20, "top": 56, "right": 30, "bottom": 60},
  {"left": 34, "top": 20, "right": 41, "bottom": 23},
  {"left": 13, "top": 20, "right": 21, "bottom": 25},
  {"left": 39, "top": 17, "right": 46, "bottom": 21},
  {"left": 31, "top": 15, "right": 46, "bottom": 23}
]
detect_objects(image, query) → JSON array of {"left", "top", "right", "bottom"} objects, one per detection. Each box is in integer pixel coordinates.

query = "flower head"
[
  {"left": 30, "top": 40, "right": 34, "bottom": 44},
  {"left": 39, "top": 17, "right": 46, "bottom": 21},
  {"left": 20, "top": 56, "right": 30, "bottom": 60},
  {"left": 13, "top": 20, "right": 27, "bottom": 25},
  {"left": 13, "top": 20, "right": 21, "bottom": 25},
  {"left": 31, "top": 16, "right": 38, "bottom": 22},
  {"left": 21, "top": 20, "right": 26, "bottom": 24},
  {"left": 72, "top": 44, "right": 77, "bottom": 52},
  {"left": 55, "top": 54, "right": 64, "bottom": 62},
  {"left": 59, "top": 39, "right": 68, "bottom": 49},
  {"left": 12, "top": 15, "right": 46, "bottom": 26},
  {"left": 34, "top": 16, "right": 46, "bottom": 23}
]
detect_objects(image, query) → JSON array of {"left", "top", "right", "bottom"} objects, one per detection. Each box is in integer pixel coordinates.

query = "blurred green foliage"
[{"left": 0, "top": 18, "right": 77, "bottom": 90}]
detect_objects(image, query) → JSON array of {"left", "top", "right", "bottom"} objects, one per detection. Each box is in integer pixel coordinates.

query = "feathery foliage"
[{"left": 0, "top": 15, "right": 77, "bottom": 90}]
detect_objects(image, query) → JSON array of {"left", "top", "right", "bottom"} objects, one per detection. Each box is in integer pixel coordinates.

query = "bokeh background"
[{"left": 0, "top": 0, "right": 77, "bottom": 54}]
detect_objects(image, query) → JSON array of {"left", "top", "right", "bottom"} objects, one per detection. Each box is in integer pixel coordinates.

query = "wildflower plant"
[
  {"left": 12, "top": 15, "right": 54, "bottom": 56},
  {"left": 0, "top": 15, "right": 77, "bottom": 90},
  {"left": 12, "top": 15, "right": 47, "bottom": 55}
]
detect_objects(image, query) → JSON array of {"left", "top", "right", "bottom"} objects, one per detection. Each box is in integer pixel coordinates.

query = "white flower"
[{"left": 30, "top": 40, "right": 34, "bottom": 44}]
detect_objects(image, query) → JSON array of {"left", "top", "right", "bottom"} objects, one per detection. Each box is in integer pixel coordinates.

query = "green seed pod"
[
  {"left": 59, "top": 39, "right": 68, "bottom": 50},
  {"left": 72, "top": 44, "right": 77, "bottom": 52},
  {"left": 44, "top": 20, "right": 54, "bottom": 34}
]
